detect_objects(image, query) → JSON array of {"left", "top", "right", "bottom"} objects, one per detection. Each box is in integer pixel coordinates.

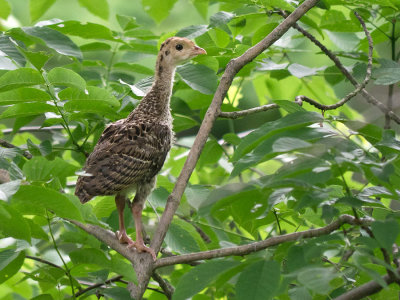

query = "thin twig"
[
  {"left": 74, "top": 275, "right": 123, "bottom": 297},
  {"left": 294, "top": 12, "right": 373, "bottom": 111},
  {"left": 279, "top": 9, "right": 400, "bottom": 124},
  {"left": 219, "top": 103, "right": 279, "bottom": 119},
  {"left": 47, "top": 212, "right": 76, "bottom": 298},
  {"left": 152, "top": 271, "right": 174, "bottom": 299},
  {"left": 154, "top": 214, "right": 372, "bottom": 269},
  {"left": 26, "top": 255, "right": 65, "bottom": 271},
  {"left": 0, "top": 139, "right": 32, "bottom": 159}
]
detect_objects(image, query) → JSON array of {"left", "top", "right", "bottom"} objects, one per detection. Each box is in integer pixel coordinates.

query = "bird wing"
[{"left": 75, "top": 120, "right": 172, "bottom": 202}]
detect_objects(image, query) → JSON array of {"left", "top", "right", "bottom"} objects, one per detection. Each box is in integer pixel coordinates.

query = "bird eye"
[{"left": 175, "top": 44, "right": 183, "bottom": 51}]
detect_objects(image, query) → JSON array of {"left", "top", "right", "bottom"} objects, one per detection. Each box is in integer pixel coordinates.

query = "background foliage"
[{"left": 1, "top": 0, "right": 400, "bottom": 299}]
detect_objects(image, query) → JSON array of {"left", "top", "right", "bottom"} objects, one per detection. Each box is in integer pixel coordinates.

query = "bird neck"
[{"left": 127, "top": 57, "right": 176, "bottom": 122}]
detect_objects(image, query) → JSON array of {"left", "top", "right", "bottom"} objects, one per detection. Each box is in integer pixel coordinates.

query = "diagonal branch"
[
  {"left": 153, "top": 214, "right": 372, "bottom": 269},
  {"left": 334, "top": 268, "right": 400, "bottom": 300},
  {"left": 294, "top": 11, "right": 373, "bottom": 111},
  {"left": 150, "top": 0, "right": 322, "bottom": 257}
]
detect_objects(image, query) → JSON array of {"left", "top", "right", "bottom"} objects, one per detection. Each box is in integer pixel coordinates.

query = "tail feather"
[{"left": 75, "top": 179, "right": 94, "bottom": 204}]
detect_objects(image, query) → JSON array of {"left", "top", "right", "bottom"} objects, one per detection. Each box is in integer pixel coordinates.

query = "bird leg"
[
  {"left": 129, "top": 200, "right": 157, "bottom": 261},
  {"left": 115, "top": 194, "right": 135, "bottom": 246}
]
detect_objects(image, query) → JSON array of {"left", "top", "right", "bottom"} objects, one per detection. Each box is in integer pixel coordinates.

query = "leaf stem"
[{"left": 46, "top": 211, "right": 76, "bottom": 298}]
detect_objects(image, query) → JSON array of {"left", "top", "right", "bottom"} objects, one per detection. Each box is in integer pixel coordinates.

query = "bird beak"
[{"left": 193, "top": 46, "right": 207, "bottom": 56}]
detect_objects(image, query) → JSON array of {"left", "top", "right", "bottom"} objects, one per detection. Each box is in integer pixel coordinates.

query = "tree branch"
[
  {"left": 152, "top": 271, "right": 174, "bottom": 299},
  {"left": 154, "top": 214, "right": 372, "bottom": 269},
  {"left": 294, "top": 12, "right": 372, "bottom": 111},
  {"left": 150, "top": 0, "right": 322, "bottom": 257},
  {"left": 0, "top": 138, "right": 32, "bottom": 159},
  {"left": 68, "top": 219, "right": 136, "bottom": 265},
  {"left": 334, "top": 268, "right": 400, "bottom": 300},
  {"left": 281, "top": 10, "right": 400, "bottom": 124},
  {"left": 74, "top": 275, "right": 123, "bottom": 297},
  {"left": 219, "top": 104, "right": 279, "bottom": 119}
]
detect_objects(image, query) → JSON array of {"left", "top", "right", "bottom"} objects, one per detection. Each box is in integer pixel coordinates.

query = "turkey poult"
[{"left": 75, "top": 37, "right": 206, "bottom": 260}]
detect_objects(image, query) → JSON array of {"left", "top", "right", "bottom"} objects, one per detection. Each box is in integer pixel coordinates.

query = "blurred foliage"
[{"left": 0, "top": 0, "right": 400, "bottom": 299}]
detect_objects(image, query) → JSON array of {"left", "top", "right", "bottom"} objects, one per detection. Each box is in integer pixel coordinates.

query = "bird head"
[{"left": 159, "top": 37, "right": 207, "bottom": 66}]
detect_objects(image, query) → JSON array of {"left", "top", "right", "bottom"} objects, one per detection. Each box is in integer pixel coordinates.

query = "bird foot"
[
  {"left": 128, "top": 242, "right": 157, "bottom": 261},
  {"left": 115, "top": 230, "right": 135, "bottom": 247}
]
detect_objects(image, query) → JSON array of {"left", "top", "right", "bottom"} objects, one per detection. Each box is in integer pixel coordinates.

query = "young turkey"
[{"left": 75, "top": 37, "right": 206, "bottom": 260}]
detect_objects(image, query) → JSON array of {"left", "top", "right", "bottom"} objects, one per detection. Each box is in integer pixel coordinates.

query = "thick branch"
[
  {"left": 219, "top": 104, "right": 279, "bottom": 119},
  {"left": 69, "top": 220, "right": 136, "bottom": 265},
  {"left": 0, "top": 139, "right": 32, "bottom": 159},
  {"left": 154, "top": 214, "right": 371, "bottom": 269},
  {"left": 283, "top": 10, "right": 400, "bottom": 124},
  {"left": 295, "top": 12, "right": 372, "bottom": 111},
  {"left": 334, "top": 269, "right": 400, "bottom": 300},
  {"left": 151, "top": 0, "right": 322, "bottom": 257}
]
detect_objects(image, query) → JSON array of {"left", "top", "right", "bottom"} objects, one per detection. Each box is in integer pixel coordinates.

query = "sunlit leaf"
[
  {"left": 78, "top": 0, "right": 109, "bottom": 20},
  {"left": 47, "top": 67, "right": 86, "bottom": 91},
  {"left": 11, "top": 185, "right": 83, "bottom": 221},
  {"left": 30, "top": 0, "right": 56, "bottom": 22}
]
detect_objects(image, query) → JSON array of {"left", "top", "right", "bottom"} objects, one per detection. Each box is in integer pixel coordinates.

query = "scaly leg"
[
  {"left": 115, "top": 194, "right": 135, "bottom": 247},
  {"left": 128, "top": 200, "right": 156, "bottom": 261}
]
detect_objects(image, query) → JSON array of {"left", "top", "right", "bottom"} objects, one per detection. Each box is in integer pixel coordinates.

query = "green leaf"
[
  {"left": 0, "top": 180, "right": 21, "bottom": 201},
  {"left": 20, "top": 49, "right": 52, "bottom": 71},
  {"left": 197, "top": 140, "right": 223, "bottom": 167},
  {"left": 27, "top": 139, "right": 52, "bottom": 156},
  {"left": 0, "top": 35, "right": 26, "bottom": 66},
  {"left": 165, "top": 220, "right": 201, "bottom": 254},
  {"left": 371, "top": 219, "right": 400, "bottom": 251},
  {"left": 209, "top": 11, "right": 235, "bottom": 29},
  {"left": 272, "top": 137, "right": 312, "bottom": 152},
  {"left": 297, "top": 267, "right": 336, "bottom": 294},
  {"left": 236, "top": 260, "right": 280, "bottom": 300},
  {"left": 11, "top": 185, "right": 83, "bottom": 221},
  {"left": 374, "top": 59, "right": 400, "bottom": 85},
  {"left": 69, "top": 248, "right": 110, "bottom": 268},
  {"left": 78, "top": 0, "right": 109, "bottom": 20},
  {"left": 0, "top": 250, "right": 24, "bottom": 284},
  {"left": 173, "top": 114, "right": 199, "bottom": 132},
  {"left": 288, "top": 63, "right": 322, "bottom": 78},
  {"left": 111, "top": 256, "right": 137, "bottom": 283},
  {"left": 274, "top": 100, "right": 305, "bottom": 113},
  {"left": 116, "top": 14, "right": 138, "bottom": 31},
  {"left": 0, "top": 102, "right": 57, "bottom": 119},
  {"left": 30, "top": 0, "right": 56, "bottom": 22},
  {"left": 0, "top": 68, "right": 44, "bottom": 92},
  {"left": 176, "top": 25, "right": 209, "bottom": 39},
  {"left": 49, "top": 21, "right": 115, "bottom": 40},
  {"left": 60, "top": 86, "right": 120, "bottom": 115},
  {"left": 0, "top": 87, "right": 50, "bottom": 105},
  {"left": 233, "top": 111, "right": 323, "bottom": 162},
  {"left": 23, "top": 156, "right": 79, "bottom": 182},
  {"left": 173, "top": 260, "right": 240, "bottom": 300},
  {"left": 0, "top": 202, "right": 31, "bottom": 242},
  {"left": 47, "top": 67, "right": 86, "bottom": 91},
  {"left": 0, "top": 103, "right": 57, "bottom": 119},
  {"left": 22, "top": 26, "right": 82, "bottom": 59},
  {"left": 142, "top": 0, "right": 178, "bottom": 23},
  {"left": 177, "top": 64, "right": 217, "bottom": 95},
  {"left": 113, "top": 63, "right": 153, "bottom": 76},
  {"left": 102, "top": 287, "right": 133, "bottom": 300},
  {"left": 0, "top": 0, "right": 11, "bottom": 20}
]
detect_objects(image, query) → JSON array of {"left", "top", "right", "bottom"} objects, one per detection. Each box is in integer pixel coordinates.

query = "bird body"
[{"left": 75, "top": 37, "right": 206, "bottom": 260}]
